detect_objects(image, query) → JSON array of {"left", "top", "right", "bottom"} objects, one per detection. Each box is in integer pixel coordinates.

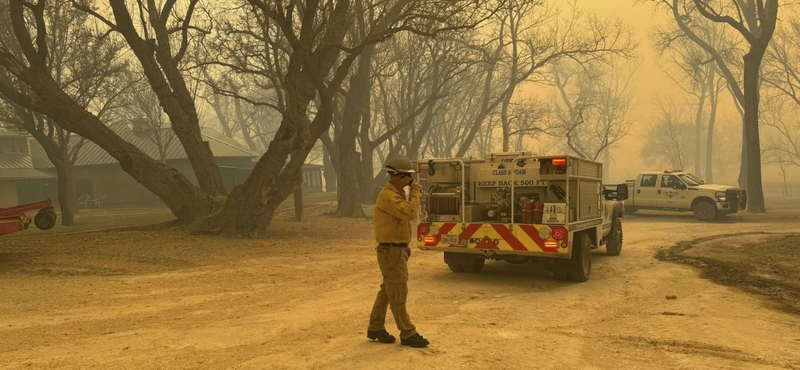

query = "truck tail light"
[
  {"left": 552, "top": 158, "right": 567, "bottom": 166},
  {"left": 423, "top": 236, "right": 436, "bottom": 246},
  {"left": 418, "top": 223, "right": 429, "bottom": 236},
  {"left": 551, "top": 227, "right": 565, "bottom": 240}
]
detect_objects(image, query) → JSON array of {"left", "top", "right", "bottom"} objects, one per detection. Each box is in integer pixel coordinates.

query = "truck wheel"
[
  {"left": 606, "top": 220, "right": 623, "bottom": 256},
  {"left": 567, "top": 232, "right": 592, "bottom": 282},
  {"left": 444, "top": 253, "right": 485, "bottom": 273},
  {"left": 692, "top": 201, "right": 717, "bottom": 222},
  {"left": 625, "top": 207, "right": 637, "bottom": 215},
  {"left": 444, "top": 252, "right": 465, "bottom": 272},
  {"left": 462, "top": 256, "right": 485, "bottom": 273},
  {"left": 34, "top": 209, "right": 57, "bottom": 230},
  {"left": 447, "top": 262, "right": 465, "bottom": 273}
]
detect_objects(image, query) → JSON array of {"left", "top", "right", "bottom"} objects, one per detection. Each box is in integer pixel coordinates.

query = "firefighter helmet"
[{"left": 386, "top": 155, "right": 416, "bottom": 174}]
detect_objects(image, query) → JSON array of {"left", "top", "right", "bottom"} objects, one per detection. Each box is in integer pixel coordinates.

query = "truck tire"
[
  {"left": 606, "top": 220, "right": 623, "bottom": 256},
  {"left": 567, "top": 232, "right": 592, "bottom": 282},
  {"left": 444, "top": 252, "right": 484, "bottom": 273},
  {"left": 34, "top": 209, "right": 57, "bottom": 230},
  {"left": 447, "top": 262, "right": 465, "bottom": 273},
  {"left": 462, "top": 256, "right": 485, "bottom": 273},
  {"left": 692, "top": 201, "right": 717, "bottom": 222},
  {"left": 625, "top": 207, "right": 637, "bottom": 215}
]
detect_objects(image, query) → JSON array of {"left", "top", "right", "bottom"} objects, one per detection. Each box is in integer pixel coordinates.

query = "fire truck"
[{"left": 413, "top": 153, "right": 628, "bottom": 282}]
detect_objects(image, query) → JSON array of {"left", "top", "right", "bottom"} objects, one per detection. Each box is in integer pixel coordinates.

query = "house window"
[{"left": 1, "top": 138, "right": 27, "bottom": 154}]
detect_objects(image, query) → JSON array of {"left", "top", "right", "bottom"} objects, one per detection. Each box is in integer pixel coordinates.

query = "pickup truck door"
[
  {"left": 634, "top": 174, "right": 659, "bottom": 207},
  {"left": 657, "top": 175, "right": 689, "bottom": 208}
]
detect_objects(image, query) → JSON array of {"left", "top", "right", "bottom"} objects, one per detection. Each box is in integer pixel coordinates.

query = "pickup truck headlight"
[{"left": 715, "top": 191, "right": 727, "bottom": 201}]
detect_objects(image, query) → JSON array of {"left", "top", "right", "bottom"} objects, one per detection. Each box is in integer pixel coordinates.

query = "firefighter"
[{"left": 366, "top": 155, "right": 430, "bottom": 348}]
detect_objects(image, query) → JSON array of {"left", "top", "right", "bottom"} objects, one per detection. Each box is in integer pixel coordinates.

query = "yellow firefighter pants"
[{"left": 368, "top": 245, "right": 418, "bottom": 339}]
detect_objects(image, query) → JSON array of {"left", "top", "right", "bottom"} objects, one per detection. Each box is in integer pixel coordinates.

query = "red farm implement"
[{"left": 0, "top": 199, "right": 58, "bottom": 236}]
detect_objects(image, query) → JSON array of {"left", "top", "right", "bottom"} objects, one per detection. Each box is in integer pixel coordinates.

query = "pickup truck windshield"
[{"left": 679, "top": 174, "right": 701, "bottom": 186}]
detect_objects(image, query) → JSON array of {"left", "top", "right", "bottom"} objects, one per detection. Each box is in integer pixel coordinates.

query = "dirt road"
[{"left": 1, "top": 207, "right": 799, "bottom": 370}]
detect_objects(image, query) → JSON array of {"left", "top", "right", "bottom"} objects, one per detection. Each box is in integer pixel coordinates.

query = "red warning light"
[{"left": 552, "top": 158, "right": 567, "bottom": 166}]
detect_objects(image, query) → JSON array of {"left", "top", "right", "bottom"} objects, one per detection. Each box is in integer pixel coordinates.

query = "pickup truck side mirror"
[{"left": 616, "top": 184, "right": 629, "bottom": 200}]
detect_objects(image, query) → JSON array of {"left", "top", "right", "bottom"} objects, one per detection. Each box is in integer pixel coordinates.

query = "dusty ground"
[
  {"left": 659, "top": 233, "right": 800, "bottom": 315},
  {"left": 2, "top": 198, "right": 800, "bottom": 369}
]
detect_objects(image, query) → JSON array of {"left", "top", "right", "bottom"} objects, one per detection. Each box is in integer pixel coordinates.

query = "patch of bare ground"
[{"left": 658, "top": 232, "right": 800, "bottom": 315}]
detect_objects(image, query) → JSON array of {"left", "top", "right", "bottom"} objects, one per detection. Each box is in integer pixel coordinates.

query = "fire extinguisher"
[{"left": 522, "top": 200, "right": 536, "bottom": 224}]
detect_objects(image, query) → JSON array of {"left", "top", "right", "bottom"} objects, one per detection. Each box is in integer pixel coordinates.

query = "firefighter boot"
[
  {"left": 400, "top": 333, "right": 430, "bottom": 348},
  {"left": 367, "top": 330, "right": 396, "bottom": 343}
]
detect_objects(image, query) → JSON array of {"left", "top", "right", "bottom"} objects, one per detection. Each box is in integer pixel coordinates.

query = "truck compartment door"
[
  {"left": 635, "top": 174, "right": 659, "bottom": 207},
  {"left": 657, "top": 175, "right": 688, "bottom": 208}
]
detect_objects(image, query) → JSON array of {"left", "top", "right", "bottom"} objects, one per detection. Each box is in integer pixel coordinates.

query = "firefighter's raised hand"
[{"left": 411, "top": 182, "right": 423, "bottom": 193}]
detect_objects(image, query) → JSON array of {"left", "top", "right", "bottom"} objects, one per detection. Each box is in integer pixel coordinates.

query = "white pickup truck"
[{"left": 624, "top": 170, "right": 747, "bottom": 221}]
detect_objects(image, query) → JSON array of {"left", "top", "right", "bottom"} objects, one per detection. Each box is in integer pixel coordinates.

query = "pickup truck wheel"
[
  {"left": 693, "top": 201, "right": 717, "bottom": 222},
  {"left": 606, "top": 220, "right": 623, "bottom": 256},
  {"left": 567, "top": 232, "right": 592, "bottom": 282},
  {"left": 625, "top": 207, "right": 637, "bottom": 215}
]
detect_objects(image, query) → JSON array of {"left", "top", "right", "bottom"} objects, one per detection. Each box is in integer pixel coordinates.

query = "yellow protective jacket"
[{"left": 374, "top": 182, "right": 421, "bottom": 244}]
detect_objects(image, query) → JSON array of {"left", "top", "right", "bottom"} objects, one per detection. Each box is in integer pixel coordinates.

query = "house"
[{"left": 0, "top": 127, "right": 324, "bottom": 208}]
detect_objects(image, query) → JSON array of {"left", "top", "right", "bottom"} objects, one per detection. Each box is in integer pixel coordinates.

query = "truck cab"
[{"left": 624, "top": 170, "right": 747, "bottom": 221}]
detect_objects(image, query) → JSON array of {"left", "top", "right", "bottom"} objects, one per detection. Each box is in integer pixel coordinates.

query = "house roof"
[
  {"left": 1, "top": 125, "right": 326, "bottom": 181},
  {"left": 0, "top": 168, "right": 54, "bottom": 180},
  {"left": 0, "top": 153, "right": 33, "bottom": 169},
  {"left": 31, "top": 126, "right": 259, "bottom": 168},
  {"left": 0, "top": 129, "right": 27, "bottom": 137}
]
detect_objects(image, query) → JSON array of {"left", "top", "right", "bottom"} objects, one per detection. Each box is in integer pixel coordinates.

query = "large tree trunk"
[
  {"left": 216, "top": 0, "right": 354, "bottom": 236},
  {"left": 217, "top": 118, "right": 317, "bottom": 236},
  {"left": 322, "top": 142, "right": 338, "bottom": 192},
  {"left": 337, "top": 151, "right": 365, "bottom": 217},
  {"left": 693, "top": 77, "right": 708, "bottom": 179},
  {"left": 336, "top": 46, "right": 373, "bottom": 216},
  {"left": 742, "top": 50, "right": 766, "bottom": 212},
  {"left": 359, "top": 81, "right": 377, "bottom": 204},
  {"left": 705, "top": 69, "right": 718, "bottom": 184},
  {"left": 55, "top": 161, "right": 76, "bottom": 226}
]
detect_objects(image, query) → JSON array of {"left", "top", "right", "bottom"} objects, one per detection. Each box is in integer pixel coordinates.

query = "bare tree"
[
  {"left": 0, "top": 0, "right": 217, "bottom": 223},
  {"left": 73, "top": 0, "right": 228, "bottom": 195},
  {"left": 641, "top": 98, "right": 696, "bottom": 170},
  {"left": 120, "top": 81, "right": 176, "bottom": 163},
  {"left": 653, "top": 13, "right": 734, "bottom": 182},
  {"left": 0, "top": 0, "right": 129, "bottom": 226},
  {"left": 453, "top": 3, "right": 636, "bottom": 157},
  {"left": 549, "top": 58, "right": 636, "bottom": 163},
  {"left": 648, "top": 0, "right": 779, "bottom": 212}
]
